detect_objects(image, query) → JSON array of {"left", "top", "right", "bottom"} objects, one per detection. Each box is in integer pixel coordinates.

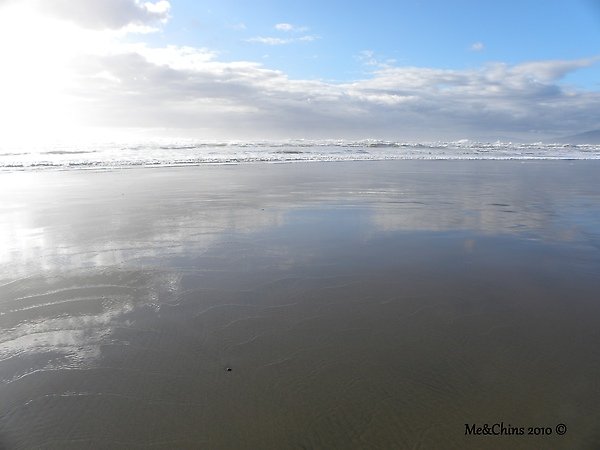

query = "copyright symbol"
[{"left": 556, "top": 424, "right": 567, "bottom": 435}]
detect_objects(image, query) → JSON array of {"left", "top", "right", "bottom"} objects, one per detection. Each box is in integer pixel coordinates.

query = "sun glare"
[{"left": 0, "top": 3, "right": 112, "bottom": 144}]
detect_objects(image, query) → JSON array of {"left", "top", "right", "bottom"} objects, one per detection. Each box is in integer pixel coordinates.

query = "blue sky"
[
  {"left": 0, "top": 0, "right": 599, "bottom": 141},
  {"left": 157, "top": 0, "right": 600, "bottom": 85}
]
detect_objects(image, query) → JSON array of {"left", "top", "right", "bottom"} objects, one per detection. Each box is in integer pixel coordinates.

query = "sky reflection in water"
[{"left": 1, "top": 161, "right": 600, "bottom": 448}]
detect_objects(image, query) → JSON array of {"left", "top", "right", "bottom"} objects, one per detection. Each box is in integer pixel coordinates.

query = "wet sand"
[{"left": 1, "top": 160, "right": 600, "bottom": 449}]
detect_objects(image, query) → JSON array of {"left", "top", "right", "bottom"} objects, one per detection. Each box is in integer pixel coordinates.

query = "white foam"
[{"left": 1, "top": 139, "right": 599, "bottom": 170}]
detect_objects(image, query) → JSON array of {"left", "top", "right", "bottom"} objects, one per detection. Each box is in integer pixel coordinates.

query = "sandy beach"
[{"left": 1, "top": 160, "right": 600, "bottom": 449}]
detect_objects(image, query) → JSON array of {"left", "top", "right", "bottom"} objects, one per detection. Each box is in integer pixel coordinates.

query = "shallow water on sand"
[{"left": 1, "top": 161, "right": 600, "bottom": 449}]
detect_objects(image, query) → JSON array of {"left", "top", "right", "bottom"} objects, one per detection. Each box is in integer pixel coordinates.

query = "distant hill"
[{"left": 555, "top": 129, "right": 600, "bottom": 144}]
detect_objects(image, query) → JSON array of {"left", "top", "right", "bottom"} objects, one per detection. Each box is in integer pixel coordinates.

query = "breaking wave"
[{"left": 1, "top": 139, "right": 599, "bottom": 170}]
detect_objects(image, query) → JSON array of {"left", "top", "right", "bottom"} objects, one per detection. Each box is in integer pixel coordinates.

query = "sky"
[{"left": 0, "top": 0, "right": 600, "bottom": 142}]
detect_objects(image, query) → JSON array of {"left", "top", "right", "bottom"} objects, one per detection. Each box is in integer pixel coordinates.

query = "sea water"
[{"left": 1, "top": 139, "right": 599, "bottom": 170}]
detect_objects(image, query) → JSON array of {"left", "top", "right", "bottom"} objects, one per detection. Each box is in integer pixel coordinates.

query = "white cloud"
[
  {"left": 356, "top": 50, "right": 396, "bottom": 69},
  {"left": 510, "top": 58, "right": 600, "bottom": 83},
  {"left": 246, "top": 36, "right": 290, "bottom": 45},
  {"left": 275, "top": 23, "right": 293, "bottom": 31},
  {"left": 39, "top": 0, "right": 171, "bottom": 30},
  {"left": 274, "top": 23, "right": 308, "bottom": 32},
  {"left": 246, "top": 35, "right": 319, "bottom": 45},
  {"left": 144, "top": 0, "right": 169, "bottom": 14},
  {"left": 470, "top": 42, "right": 484, "bottom": 52},
  {"left": 355, "top": 50, "right": 396, "bottom": 69},
  {"left": 60, "top": 46, "right": 600, "bottom": 140},
  {"left": 358, "top": 50, "right": 376, "bottom": 63},
  {"left": 230, "top": 22, "right": 247, "bottom": 30},
  {"left": 298, "top": 35, "right": 318, "bottom": 42}
]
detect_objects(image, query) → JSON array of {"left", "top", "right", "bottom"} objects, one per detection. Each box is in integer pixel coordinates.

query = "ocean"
[{"left": 1, "top": 139, "right": 599, "bottom": 170}]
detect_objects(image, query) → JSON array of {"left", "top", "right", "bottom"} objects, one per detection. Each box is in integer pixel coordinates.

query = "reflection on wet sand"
[{"left": 1, "top": 161, "right": 600, "bottom": 449}]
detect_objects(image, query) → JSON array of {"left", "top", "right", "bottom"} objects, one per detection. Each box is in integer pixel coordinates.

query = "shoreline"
[
  {"left": 1, "top": 156, "right": 600, "bottom": 174},
  {"left": 2, "top": 141, "right": 600, "bottom": 172},
  {"left": 0, "top": 156, "right": 600, "bottom": 173}
]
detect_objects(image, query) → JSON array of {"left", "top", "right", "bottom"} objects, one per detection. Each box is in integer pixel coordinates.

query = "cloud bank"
[
  {"left": 66, "top": 46, "right": 600, "bottom": 140},
  {"left": 1, "top": 1, "right": 599, "bottom": 141}
]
